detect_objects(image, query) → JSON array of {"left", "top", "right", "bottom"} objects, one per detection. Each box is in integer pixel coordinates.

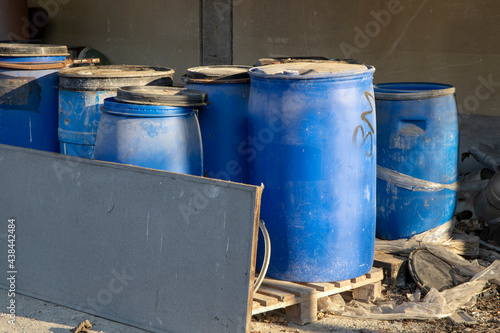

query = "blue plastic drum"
[
  {"left": 184, "top": 65, "right": 251, "bottom": 183},
  {"left": 0, "top": 43, "right": 69, "bottom": 152},
  {"left": 248, "top": 62, "right": 376, "bottom": 282},
  {"left": 94, "top": 86, "right": 207, "bottom": 176},
  {"left": 58, "top": 65, "right": 175, "bottom": 158},
  {"left": 375, "top": 83, "right": 459, "bottom": 240}
]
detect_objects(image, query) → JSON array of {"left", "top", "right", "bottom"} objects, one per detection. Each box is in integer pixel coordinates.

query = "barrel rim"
[
  {"left": 248, "top": 64, "right": 375, "bottom": 80},
  {"left": 58, "top": 65, "right": 175, "bottom": 79},
  {"left": 101, "top": 97, "right": 197, "bottom": 117},
  {"left": 184, "top": 65, "right": 251, "bottom": 83},
  {"left": 374, "top": 82, "right": 456, "bottom": 100},
  {"left": 0, "top": 43, "right": 69, "bottom": 57},
  {"left": 115, "top": 86, "right": 208, "bottom": 107}
]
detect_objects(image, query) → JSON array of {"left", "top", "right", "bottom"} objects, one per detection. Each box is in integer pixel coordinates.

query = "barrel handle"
[
  {"left": 397, "top": 119, "right": 426, "bottom": 135},
  {"left": 253, "top": 219, "right": 271, "bottom": 295},
  {"left": 0, "top": 59, "right": 73, "bottom": 70}
]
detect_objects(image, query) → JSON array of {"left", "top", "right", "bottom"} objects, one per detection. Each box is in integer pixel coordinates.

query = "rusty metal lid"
[
  {"left": 184, "top": 65, "right": 251, "bottom": 83},
  {"left": 116, "top": 86, "right": 208, "bottom": 107},
  {"left": 0, "top": 43, "right": 68, "bottom": 57}
]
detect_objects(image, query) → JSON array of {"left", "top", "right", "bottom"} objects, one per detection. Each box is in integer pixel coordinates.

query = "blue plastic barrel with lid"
[
  {"left": 248, "top": 61, "right": 376, "bottom": 282},
  {"left": 94, "top": 86, "right": 206, "bottom": 176},
  {"left": 184, "top": 65, "right": 251, "bottom": 183},
  {"left": 58, "top": 65, "right": 175, "bottom": 159},
  {"left": 0, "top": 43, "right": 69, "bottom": 152},
  {"left": 375, "top": 82, "right": 459, "bottom": 240}
]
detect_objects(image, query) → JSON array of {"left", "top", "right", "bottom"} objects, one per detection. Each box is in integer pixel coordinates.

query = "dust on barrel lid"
[
  {"left": 0, "top": 43, "right": 69, "bottom": 57},
  {"left": 184, "top": 65, "right": 251, "bottom": 83},
  {"left": 115, "top": 86, "right": 208, "bottom": 107},
  {"left": 249, "top": 61, "right": 373, "bottom": 79},
  {"left": 58, "top": 65, "right": 175, "bottom": 90}
]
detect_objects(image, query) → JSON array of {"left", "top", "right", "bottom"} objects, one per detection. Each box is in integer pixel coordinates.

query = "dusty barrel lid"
[
  {"left": 255, "top": 57, "right": 358, "bottom": 66},
  {"left": 254, "top": 56, "right": 350, "bottom": 66},
  {"left": 184, "top": 65, "right": 251, "bottom": 83},
  {"left": 374, "top": 82, "right": 456, "bottom": 100},
  {"left": 58, "top": 65, "right": 175, "bottom": 90},
  {"left": 0, "top": 43, "right": 69, "bottom": 57},
  {"left": 116, "top": 86, "right": 208, "bottom": 107},
  {"left": 249, "top": 61, "right": 373, "bottom": 79},
  {"left": 408, "top": 249, "right": 469, "bottom": 293}
]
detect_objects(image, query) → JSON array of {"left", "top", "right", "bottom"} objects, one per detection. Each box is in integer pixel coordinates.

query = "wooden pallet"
[
  {"left": 252, "top": 267, "right": 384, "bottom": 324},
  {"left": 373, "top": 253, "right": 408, "bottom": 287}
]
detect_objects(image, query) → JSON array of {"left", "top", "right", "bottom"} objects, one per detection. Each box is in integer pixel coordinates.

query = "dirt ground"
[{"left": 0, "top": 282, "right": 498, "bottom": 333}]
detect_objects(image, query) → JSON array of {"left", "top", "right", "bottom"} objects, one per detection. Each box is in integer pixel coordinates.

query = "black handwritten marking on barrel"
[
  {"left": 94, "top": 86, "right": 207, "bottom": 176},
  {"left": 0, "top": 43, "right": 69, "bottom": 152},
  {"left": 248, "top": 61, "right": 376, "bottom": 282},
  {"left": 58, "top": 65, "right": 174, "bottom": 158}
]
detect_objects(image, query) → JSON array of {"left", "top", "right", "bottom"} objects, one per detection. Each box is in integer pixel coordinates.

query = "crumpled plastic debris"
[
  {"left": 341, "top": 260, "right": 500, "bottom": 320},
  {"left": 347, "top": 218, "right": 500, "bottom": 320}
]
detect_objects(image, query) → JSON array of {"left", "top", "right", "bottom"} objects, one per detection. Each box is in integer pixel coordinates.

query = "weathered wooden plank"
[
  {"left": 253, "top": 293, "right": 280, "bottom": 306},
  {"left": 374, "top": 253, "right": 408, "bottom": 286},
  {"left": 261, "top": 279, "right": 317, "bottom": 298},
  {"left": 366, "top": 267, "right": 384, "bottom": 280},
  {"left": 298, "top": 282, "right": 336, "bottom": 292},
  {"left": 255, "top": 286, "right": 295, "bottom": 302},
  {"left": 285, "top": 297, "right": 318, "bottom": 325},
  {"left": 352, "top": 281, "right": 382, "bottom": 302},
  {"left": 334, "top": 280, "right": 352, "bottom": 288}
]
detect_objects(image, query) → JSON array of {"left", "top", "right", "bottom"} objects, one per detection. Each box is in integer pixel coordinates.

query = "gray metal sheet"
[{"left": 0, "top": 144, "right": 261, "bottom": 333}]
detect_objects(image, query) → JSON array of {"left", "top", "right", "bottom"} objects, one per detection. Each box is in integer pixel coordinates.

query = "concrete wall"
[
  {"left": 0, "top": 0, "right": 28, "bottom": 40},
  {"left": 28, "top": 0, "right": 199, "bottom": 84},
  {"left": 233, "top": 0, "right": 500, "bottom": 117},
  {"left": 30, "top": 0, "right": 500, "bottom": 116}
]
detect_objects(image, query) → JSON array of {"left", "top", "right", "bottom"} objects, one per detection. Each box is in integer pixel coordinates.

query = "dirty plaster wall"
[
  {"left": 33, "top": 0, "right": 500, "bottom": 117},
  {"left": 233, "top": 0, "right": 500, "bottom": 173},
  {"left": 234, "top": 0, "right": 500, "bottom": 118},
  {"left": 28, "top": 0, "right": 199, "bottom": 84}
]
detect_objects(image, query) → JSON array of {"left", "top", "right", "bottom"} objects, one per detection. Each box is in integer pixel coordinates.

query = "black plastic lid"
[
  {"left": 184, "top": 65, "right": 251, "bottom": 82},
  {"left": 0, "top": 43, "right": 68, "bottom": 56},
  {"left": 408, "top": 249, "right": 469, "bottom": 293},
  {"left": 116, "top": 86, "right": 208, "bottom": 107}
]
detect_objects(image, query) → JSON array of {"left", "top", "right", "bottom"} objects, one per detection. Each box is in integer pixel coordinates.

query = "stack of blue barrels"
[
  {"left": 57, "top": 65, "right": 175, "bottom": 158},
  {"left": 0, "top": 42, "right": 460, "bottom": 283},
  {"left": 94, "top": 86, "right": 207, "bottom": 176}
]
